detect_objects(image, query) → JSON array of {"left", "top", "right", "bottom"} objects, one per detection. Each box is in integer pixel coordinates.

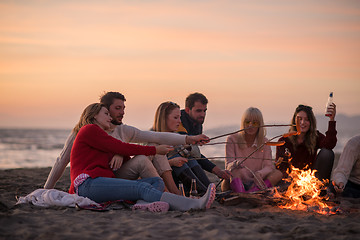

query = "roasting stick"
[
  {"left": 208, "top": 124, "right": 294, "bottom": 141},
  {"left": 168, "top": 124, "right": 295, "bottom": 158}
]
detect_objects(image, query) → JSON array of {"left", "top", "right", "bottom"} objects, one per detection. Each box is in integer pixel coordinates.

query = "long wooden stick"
[{"left": 208, "top": 124, "right": 294, "bottom": 141}]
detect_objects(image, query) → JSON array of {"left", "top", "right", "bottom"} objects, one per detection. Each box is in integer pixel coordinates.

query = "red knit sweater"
[
  {"left": 69, "top": 124, "right": 156, "bottom": 193},
  {"left": 276, "top": 121, "right": 337, "bottom": 176}
]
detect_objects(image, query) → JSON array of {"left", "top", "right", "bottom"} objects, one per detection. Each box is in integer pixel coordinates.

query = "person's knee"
[
  {"left": 221, "top": 179, "right": 230, "bottom": 192},
  {"left": 138, "top": 177, "right": 165, "bottom": 194},
  {"left": 318, "top": 149, "right": 335, "bottom": 163},
  {"left": 272, "top": 169, "right": 283, "bottom": 180},
  {"left": 172, "top": 163, "right": 190, "bottom": 176},
  {"left": 267, "top": 169, "right": 283, "bottom": 186},
  {"left": 187, "top": 159, "right": 201, "bottom": 168},
  {"left": 153, "top": 156, "right": 171, "bottom": 176},
  {"left": 135, "top": 155, "right": 154, "bottom": 171},
  {"left": 154, "top": 177, "right": 165, "bottom": 191}
]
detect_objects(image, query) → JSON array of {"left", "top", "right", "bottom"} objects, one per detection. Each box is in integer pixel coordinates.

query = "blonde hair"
[
  {"left": 237, "top": 107, "right": 266, "bottom": 148},
  {"left": 152, "top": 101, "right": 180, "bottom": 132},
  {"left": 72, "top": 103, "right": 105, "bottom": 135}
]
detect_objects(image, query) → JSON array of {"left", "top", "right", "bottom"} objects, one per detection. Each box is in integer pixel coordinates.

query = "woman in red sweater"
[
  {"left": 70, "top": 103, "right": 216, "bottom": 212},
  {"left": 276, "top": 104, "right": 337, "bottom": 181}
]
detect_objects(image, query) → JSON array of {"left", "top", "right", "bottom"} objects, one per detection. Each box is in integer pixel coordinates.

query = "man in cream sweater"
[{"left": 331, "top": 134, "right": 360, "bottom": 198}]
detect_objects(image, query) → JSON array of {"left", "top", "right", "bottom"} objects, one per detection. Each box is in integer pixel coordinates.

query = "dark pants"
[
  {"left": 343, "top": 181, "right": 360, "bottom": 198},
  {"left": 329, "top": 180, "right": 360, "bottom": 198},
  {"left": 313, "top": 148, "right": 335, "bottom": 181}
]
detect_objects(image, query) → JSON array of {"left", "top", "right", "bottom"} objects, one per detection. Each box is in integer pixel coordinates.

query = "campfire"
[
  {"left": 212, "top": 117, "right": 340, "bottom": 215},
  {"left": 220, "top": 165, "right": 340, "bottom": 215},
  {"left": 273, "top": 166, "right": 339, "bottom": 215}
]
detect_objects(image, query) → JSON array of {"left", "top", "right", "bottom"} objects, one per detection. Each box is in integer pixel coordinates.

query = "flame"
[{"left": 273, "top": 166, "right": 337, "bottom": 215}]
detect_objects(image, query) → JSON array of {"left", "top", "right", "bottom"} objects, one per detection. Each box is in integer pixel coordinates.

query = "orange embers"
[{"left": 273, "top": 166, "right": 338, "bottom": 215}]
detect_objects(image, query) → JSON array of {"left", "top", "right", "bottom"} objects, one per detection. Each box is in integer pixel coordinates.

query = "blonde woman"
[
  {"left": 224, "top": 107, "right": 282, "bottom": 192},
  {"left": 151, "top": 101, "right": 211, "bottom": 195}
]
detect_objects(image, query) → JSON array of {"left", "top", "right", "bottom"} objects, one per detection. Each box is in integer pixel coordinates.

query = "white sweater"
[{"left": 332, "top": 135, "right": 360, "bottom": 185}]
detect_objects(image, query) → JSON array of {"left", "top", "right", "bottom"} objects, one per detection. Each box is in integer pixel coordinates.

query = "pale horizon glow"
[{"left": 1, "top": 0, "right": 359, "bottom": 131}]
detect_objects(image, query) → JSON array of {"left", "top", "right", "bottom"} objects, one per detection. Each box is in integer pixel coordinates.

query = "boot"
[
  {"left": 230, "top": 178, "right": 246, "bottom": 193},
  {"left": 191, "top": 165, "right": 211, "bottom": 187},
  {"left": 160, "top": 183, "right": 216, "bottom": 211},
  {"left": 177, "top": 168, "right": 208, "bottom": 195},
  {"left": 247, "top": 179, "right": 272, "bottom": 193}
]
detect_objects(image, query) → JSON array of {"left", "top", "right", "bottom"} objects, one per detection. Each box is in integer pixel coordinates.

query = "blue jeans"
[
  {"left": 78, "top": 177, "right": 164, "bottom": 203},
  {"left": 170, "top": 153, "right": 201, "bottom": 176}
]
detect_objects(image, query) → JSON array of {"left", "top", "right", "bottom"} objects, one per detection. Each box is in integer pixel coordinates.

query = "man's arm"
[
  {"left": 332, "top": 135, "right": 360, "bottom": 190},
  {"left": 117, "top": 124, "right": 192, "bottom": 145},
  {"left": 43, "top": 132, "right": 75, "bottom": 189}
]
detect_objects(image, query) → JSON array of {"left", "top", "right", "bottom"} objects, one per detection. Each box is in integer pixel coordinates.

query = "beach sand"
[{"left": 1, "top": 160, "right": 360, "bottom": 240}]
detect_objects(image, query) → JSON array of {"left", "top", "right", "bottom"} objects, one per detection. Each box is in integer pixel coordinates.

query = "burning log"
[
  {"left": 219, "top": 187, "right": 341, "bottom": 215},
  {"left": 219, "top": 189, "right": 288, "bottom": 207}
]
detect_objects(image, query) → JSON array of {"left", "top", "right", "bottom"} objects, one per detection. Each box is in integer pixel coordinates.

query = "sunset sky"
[{"left": 1, "top": 0, "right": 359, "bottom": 131}]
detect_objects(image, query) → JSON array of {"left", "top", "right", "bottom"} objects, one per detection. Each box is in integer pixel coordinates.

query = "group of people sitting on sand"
[{"left": 43, "top": 91, "right": 360, "bottom": 212}]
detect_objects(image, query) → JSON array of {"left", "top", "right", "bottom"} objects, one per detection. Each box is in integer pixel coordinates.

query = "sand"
[{"left": 1, "top": 161, "right": 360, "bottom": 240}]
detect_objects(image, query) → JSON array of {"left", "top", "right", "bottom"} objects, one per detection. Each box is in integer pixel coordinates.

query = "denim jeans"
[
  {"left": 170, "top": 153, "right": 201, "bottom": 176},
  {"left": 78, "top": 177, "right": 164, "bottom": 203}
]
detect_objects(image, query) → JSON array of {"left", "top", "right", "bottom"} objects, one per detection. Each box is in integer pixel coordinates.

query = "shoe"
[
  {"left": 247, "top": 179, "right": 272, "bottom": 193},
  {"left": 132, "top": 201, "right": 169, "bottom": 213},
  {"left": 205, "top": 183, "right": 216, "bottom": 209},
  {"left": 230, "top": 178, "right": 246, "bottom": 193}
]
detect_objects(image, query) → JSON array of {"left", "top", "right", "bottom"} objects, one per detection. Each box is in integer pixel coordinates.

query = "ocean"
[
  {"left": 0, "top": 123, "right": 355, "bottom": 169},
  {"left": 0, "top": 128, "right": 70, "bottom": 169}
]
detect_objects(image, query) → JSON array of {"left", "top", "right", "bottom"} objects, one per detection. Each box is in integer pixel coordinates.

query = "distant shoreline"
[{"left": 0, "top": 153, "right": 341, "bottom": 171}]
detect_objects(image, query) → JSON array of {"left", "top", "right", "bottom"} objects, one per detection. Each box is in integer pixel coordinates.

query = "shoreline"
[
  {"left": 0, "top": 153, "right": 341, "bottom": 170},
  {"left": 1, "top": 163, "right": 360, "bottom": 239}
]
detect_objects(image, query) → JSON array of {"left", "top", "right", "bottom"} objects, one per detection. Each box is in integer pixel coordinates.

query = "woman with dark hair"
[
  {"left": 70, "top": 103, "right": 216, "bottom": 212},
  {"left": 276, "top": 103, "right": 337, "bottom": 181}
]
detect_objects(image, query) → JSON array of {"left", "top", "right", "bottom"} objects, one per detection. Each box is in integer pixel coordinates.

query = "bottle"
[
  {"left": 178, "top": 182, "right": 186, "bottom": 197},
  {"left": 189, "top": 179, "right": 198, "bottom": 198},
  {"left": 325, "top": 92, "right": 333, "bottom": 117}
]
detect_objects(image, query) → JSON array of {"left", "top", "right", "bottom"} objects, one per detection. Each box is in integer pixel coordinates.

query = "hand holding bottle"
[
  {"left": 326, "top": 103, "right": 336, "bottom": 121},
  {"left": 325, "top": 92, "right": 336, "bottom": 121}
]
